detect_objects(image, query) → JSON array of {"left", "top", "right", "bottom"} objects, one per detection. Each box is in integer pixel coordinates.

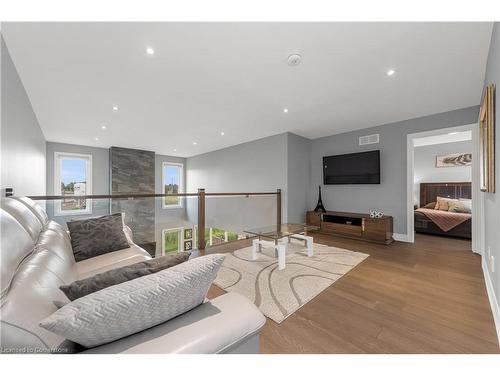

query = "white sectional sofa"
[{"left": 0, "top": 197, "right": 266, "bottom": 354}]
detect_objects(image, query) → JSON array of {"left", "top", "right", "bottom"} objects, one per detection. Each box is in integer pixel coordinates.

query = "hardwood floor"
[{"left": 206, "top": 233, "right": 499, "bottom": 353}]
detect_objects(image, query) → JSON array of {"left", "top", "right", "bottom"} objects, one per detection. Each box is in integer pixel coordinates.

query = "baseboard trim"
[
  {"left": 393, "top": 233, "right": 411, "bottom": 243},
  {"left": 482, "top": 257, "right": 500, "bottom": 347}
]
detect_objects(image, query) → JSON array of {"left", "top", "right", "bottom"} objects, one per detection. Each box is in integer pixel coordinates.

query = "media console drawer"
[{"left": 321, "top": 222, "right": 362, "bottom": 236}]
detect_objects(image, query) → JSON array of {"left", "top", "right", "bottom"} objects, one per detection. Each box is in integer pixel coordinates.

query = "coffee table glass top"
[{"left": 244, "top": 223, "right": 319, "bottom": 240}]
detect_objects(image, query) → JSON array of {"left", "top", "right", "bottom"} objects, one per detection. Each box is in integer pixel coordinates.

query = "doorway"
[{"left": 406, "top": 124, "right": 482, "bottom": 253}]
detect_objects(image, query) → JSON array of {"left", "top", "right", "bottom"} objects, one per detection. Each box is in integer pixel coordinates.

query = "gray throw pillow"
[
  {"left": 67, "top": 213, "right": 130, "bottom": 261},
  {"left": 40, "top": 254, "right": 225, "bottom": 348},
  {"left": 60, "top": 252, "right": 191, "bottom": 300}
]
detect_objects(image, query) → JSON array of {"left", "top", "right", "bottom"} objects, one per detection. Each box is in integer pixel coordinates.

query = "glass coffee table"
[{"left": 244, "top": 223, "right": 319, "bottom": 270}]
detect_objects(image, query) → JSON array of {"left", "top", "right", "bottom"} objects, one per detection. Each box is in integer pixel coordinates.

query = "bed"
[{"left": 414, "top": 182, "right": 472, "bottom": 239}]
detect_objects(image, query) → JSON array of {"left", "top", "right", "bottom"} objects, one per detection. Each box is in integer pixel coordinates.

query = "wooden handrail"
[{"left": 27, "top": 191, "right": 279, "bottom": 200}]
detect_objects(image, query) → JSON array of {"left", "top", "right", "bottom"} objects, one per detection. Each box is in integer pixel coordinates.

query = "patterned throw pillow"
[
  {"left": 448, "top": 199, "right": 472, "bottom": 213},
  {"left": 40, "top": 254, "right": 225, "bottom": 348},
  {"left": 435, "top": 196, "right": 460, "bottom": 211},
  {"left": 422, "top": 201, "right": 437, "bottom": 209},
  {"left": 67, "top": 213, "right": 130, "bottom": 261},
  {"left": 60, "top": 252, "right": 191, "bottom": 301}
]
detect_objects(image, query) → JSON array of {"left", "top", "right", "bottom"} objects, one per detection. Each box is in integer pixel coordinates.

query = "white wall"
[
  {"left": 413, "top": 140, "right": 472, "bottom": 206},
  {"left": 1, "top": 37, "right": 46, "bottom": 197}
]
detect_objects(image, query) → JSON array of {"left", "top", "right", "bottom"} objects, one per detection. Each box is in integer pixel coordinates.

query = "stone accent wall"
[{"left": 110, "top": 147, "right": 155, "bottom": 245}]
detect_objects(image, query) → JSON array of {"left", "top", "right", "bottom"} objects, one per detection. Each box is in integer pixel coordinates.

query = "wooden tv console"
[{"left": 306, "top": 211, "right": 394, "bottom": 245}]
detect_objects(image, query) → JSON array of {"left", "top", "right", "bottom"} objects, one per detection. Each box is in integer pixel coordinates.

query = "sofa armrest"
[{"left": 83, "top": 292, "right": 266, "bottom": 354}]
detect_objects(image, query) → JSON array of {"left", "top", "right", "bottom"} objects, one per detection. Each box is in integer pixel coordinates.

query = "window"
[
  {"left": 54, "top": 152, "right": 92, "bottom": 215},
  {"left": 162, "top": 162, "right": 183, "bottom": 208},
  {"left": 162, "top": 228, "right": 183, "bottom": 254}
]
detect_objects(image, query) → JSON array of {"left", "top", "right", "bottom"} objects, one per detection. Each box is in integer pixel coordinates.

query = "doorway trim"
[{"left": 406, "top": 123, "right": 481, "bottom": 252}]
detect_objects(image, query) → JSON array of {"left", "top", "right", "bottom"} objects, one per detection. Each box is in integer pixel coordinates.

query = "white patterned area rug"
[{"left": 213, "top": 240, "right": 369, "bottom": 323}]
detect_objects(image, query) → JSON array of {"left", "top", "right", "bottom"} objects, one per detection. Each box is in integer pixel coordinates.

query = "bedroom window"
[
  {"left": 54, "top": 152, "right": 92, "bottom": 215},
  {"left": 162, "top": 228, "right": 183, "bottom": 254},
  {"left": 162, "top": 162, "right": 183, "bottom": 208}
]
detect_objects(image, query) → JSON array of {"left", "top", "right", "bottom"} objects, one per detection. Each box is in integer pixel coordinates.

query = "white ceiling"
[
  {"left": 413, "top": 130, "right": 472, "bottom": 147},
  {"left": 2, "top": 22, "right": 493, "bottom": 157}
]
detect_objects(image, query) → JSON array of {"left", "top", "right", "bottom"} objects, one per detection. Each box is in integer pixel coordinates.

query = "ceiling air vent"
[{"left": 359, "top": 134, "right": 380, "bottom": 146}]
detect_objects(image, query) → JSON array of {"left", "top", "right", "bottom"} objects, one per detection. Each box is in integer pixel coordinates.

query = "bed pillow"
[
  {"left": 40, "top": 254, "right": 225, "bottom": 348},
  {"left": 422, "top": 202, "right": 436, "bottom": 209},
  {"left": 67, "top": 213, "right": 130, "bottom": 261},
  {"left": 435, "top": 196, "right": 459, "bottom": 211},
  {"left": 60, "top": 252, "right": 191, "bottom": 301},
  {"left": 449, "top": 199, "right": 472, "bottom": 213}
]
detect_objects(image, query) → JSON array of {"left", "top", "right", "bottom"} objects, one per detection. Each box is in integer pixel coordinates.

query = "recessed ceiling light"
[
  {"left": 193, "top": 141, "right": 197, "bottom": 145},
  {"left": 448, "top": 132, "right": 459, "bottom": 135},
  {"left": 173, "top": 149, "right": 177, "bottom": 152},
  {"left": 386, "top": 69, "right": 396, "bottom": 76},
  {"left": 146, "top": 47, "right": 155, "bottom": 55},
  {"left": 94, "top": 137, "right": 99, "bottom": 141},
  {"left": 220, "top": 131, "right": 225, "bottom": 136},
  {"left": 112, "top": 106, "right": 118, "bottom": 111},
  {"left": 101, "top": 125, "right": 107, "bottom": 130},
  {"left": 283, "top": 108, "right": 289, "bottom": 113}
]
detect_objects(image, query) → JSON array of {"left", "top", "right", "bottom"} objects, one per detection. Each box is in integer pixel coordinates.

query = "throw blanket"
[{"left": 416, "top": 208, "right": 471, "bottom": 232}]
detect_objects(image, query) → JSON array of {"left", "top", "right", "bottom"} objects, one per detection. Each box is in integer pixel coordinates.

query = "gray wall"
[
  {"left": 287, "top": 133, "right": 311, "bottom": 222},
  {"left": 482, "top": 22, "right": 500, "bottom": 317},
  {"left": 414, "top": 140, "right": 472, "bottom": 205},
  {"left": 45, "top": 142, "right": 110, "bottom": 226},
  {"left": 1, "top": 37, "right": 46, "bottom": 197},
  {"left": 309, "top": 106, "right": 479, "bottom": 235},
  {"left": 186, "top": 133, "right": 288, "bottom": 232}
]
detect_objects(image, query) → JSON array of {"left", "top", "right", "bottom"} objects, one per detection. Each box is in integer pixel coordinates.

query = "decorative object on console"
[
  {"left": 313, "top": 185, "right": 326, "bottom": 212},
  {"left": 369, "top": 210, "right": 384, "bottom": 218},
  {"left": 479, "top": 84, "right": 495, "bottom": 193},
  {"left": 436, "top": 153, "right": 472, "bottom": 168}
]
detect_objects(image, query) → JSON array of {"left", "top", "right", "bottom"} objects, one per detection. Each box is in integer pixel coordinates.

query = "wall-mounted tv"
[{"left": 323, "top": 150, "right": 380, "bottom": 184}]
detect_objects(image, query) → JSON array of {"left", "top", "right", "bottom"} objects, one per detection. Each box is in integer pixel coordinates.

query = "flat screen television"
[{"left": 323, "top": 150, "right": 380, "bottom": 184}]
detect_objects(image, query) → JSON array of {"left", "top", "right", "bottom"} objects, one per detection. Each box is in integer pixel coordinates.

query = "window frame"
[
  {"left": 162, "top": 227, "right": 184, "bottom": 254},
  {"left": 162, "top": 161, "right": 184, "bottom": 209},
  {"left": 54, "top": 152, "right": 93, "bottom": 216}
]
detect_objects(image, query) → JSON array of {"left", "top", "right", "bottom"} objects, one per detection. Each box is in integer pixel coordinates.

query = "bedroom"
[{"left": 411, "top": 126, "right": 474, "bottom": 244}]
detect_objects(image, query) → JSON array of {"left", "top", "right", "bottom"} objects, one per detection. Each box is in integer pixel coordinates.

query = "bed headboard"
[{"left": 420, "top": 182, "right": 472, "bottom": 207}]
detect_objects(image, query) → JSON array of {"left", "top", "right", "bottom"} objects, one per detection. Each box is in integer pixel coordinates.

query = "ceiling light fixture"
[
  {"left": 101, "top": 125, "right": 107, "bottom": 130},
  {"left": 112, "top": 106, "right": 118, "bottom": 111},
  {"left": 94, "top": 137, "right": 99, "bottom": 141},
  {"left": 173, "top": 149, "right": 177, "bottom": 152},
  {"left": 193, "top": 141, "right": 197, "bottom": 145},
  {"left": 283, "top": 108, "right": 289, "bottom": 113},
  {"left": 386, "top": 69, "right": 396, "bottom": 76},
  {"left": 146, "top": 47, "right": 155, "bottom": 55},
  {"left": 220, "top": 131, "right": 225, "bottom": 136},
  {"left": 287, "top": 54, "right": 302, "bottom": 67}
]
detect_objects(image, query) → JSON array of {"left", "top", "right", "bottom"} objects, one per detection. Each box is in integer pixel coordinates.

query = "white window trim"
[
  {"left": 54, "top": 152, "right": 93, "bottom": 216},
  {"left": 162, "top": 227, "right": 184, "bottom": 254},
  {"left": 162, "top": 162, "right": 184, "bottom": 209}
]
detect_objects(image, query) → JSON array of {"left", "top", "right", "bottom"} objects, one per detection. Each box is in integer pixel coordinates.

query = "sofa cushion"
[
  {"left": 40, "top": 254, "right": 225, "bottom": 348},
  {"left": 12, "top": 197, "right": 49, "bottom": 227},
  {"left": 67, "top": 213, "right": 130, "bottom": 261},
  {"left": 1, "top": 198, "right": 43, "bottom": 241},
  {"left": 75, "top": 245, "right": 151, "bottom": 279},
  {"left": 61, "top": 252, "right": 190, "bottom": 301},
  {"left": 0, "top": 209, "right": 35, "bottom": 297},
  {"left": 83, "top": 292, "right": 266, "bottom": 354}
]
